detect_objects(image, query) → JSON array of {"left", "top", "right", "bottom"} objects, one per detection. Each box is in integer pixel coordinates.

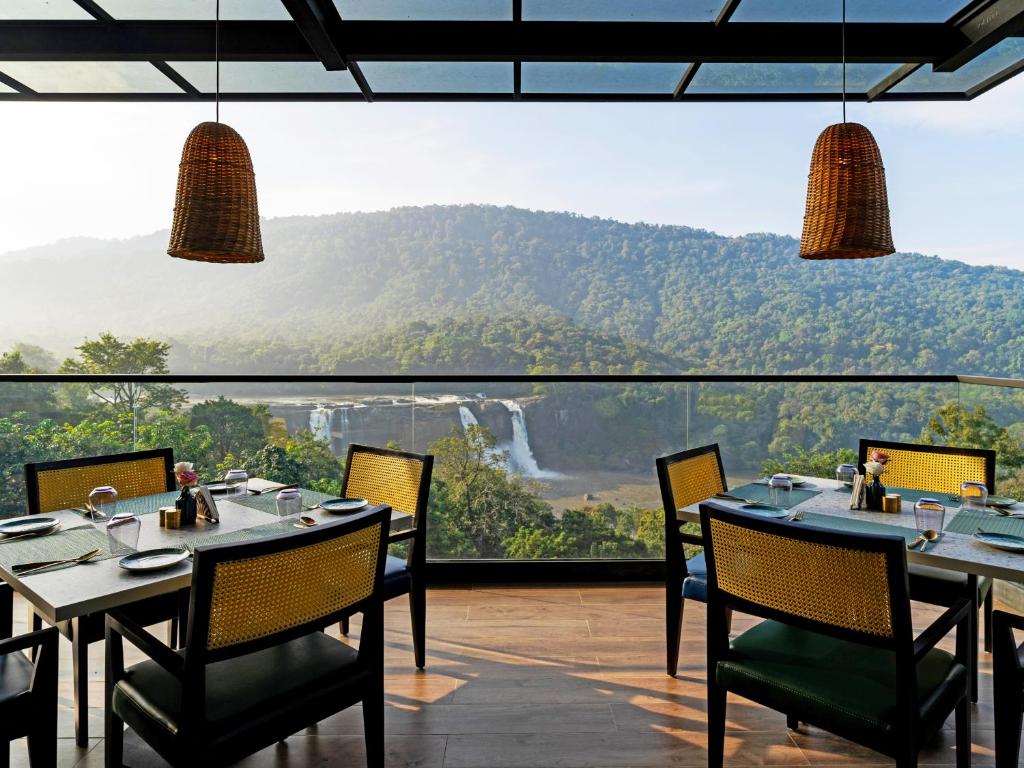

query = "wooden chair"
[
  {"left": 23, "top": 448, "right": 183, "bottom": 746},
  {"left": 338, "top": 444, "right": 433, "bottom": 669},
  {"left": 0, "top": 626, "right": 57, "bottom": 768},
  {"left": 655, "top": 444, "right": 728, "bottom": 677},
  {"left": 859, "top": 438, "right": 996, "bottom": 701},
  {"left": 700, "top": 501, "right": 972, "bottom": 768},
  {"left": 992, "top": 610, "right": 1024, "bottom": 768},
  {"left": 105, "top": 508, "right": 390, "bottom": 768}
]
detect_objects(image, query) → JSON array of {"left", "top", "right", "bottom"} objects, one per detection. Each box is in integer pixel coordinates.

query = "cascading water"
[
  {"left": 309, "top": 405, "right": 334, "bottom": 442},
  {"left": 498, "top": 400, "right": 564, "bottom": 480},
  {"left": 458, "top": 405, "right": 479, "bottom": 432}
]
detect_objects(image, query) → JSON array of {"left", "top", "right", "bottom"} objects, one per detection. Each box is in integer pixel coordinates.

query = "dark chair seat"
[
  {"left": 909, "top": 564, "right": 992, "bottom": 603},
  {"left": 682, "top": 552, "right": 708, "bottom": 602},
  {"left": 718, "top": 620, "right": 967, "bottom": 747},
  {"left": 0, "top": 646, "right": 35, "bottom": 720},
  {"left": 112, "top": 632, "right": 370, "bottom": 760}
]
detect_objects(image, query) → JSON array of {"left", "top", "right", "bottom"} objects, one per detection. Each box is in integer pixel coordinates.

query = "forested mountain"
[{"left": 4, "top": 204, "right": 1023, "bottom": 375}]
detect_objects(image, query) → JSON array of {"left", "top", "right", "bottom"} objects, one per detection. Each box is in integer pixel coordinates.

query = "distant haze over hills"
[{"left": 3, "top": 204, "right": 1023, "bottom": 376}]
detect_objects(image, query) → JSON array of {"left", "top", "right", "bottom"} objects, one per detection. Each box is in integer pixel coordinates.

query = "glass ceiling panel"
[
  {"left": 358, "top": 62, "right": 513, "bottom": 92},
  {"left": 335, "top": 1, "right": 510, "bottom": 19},
  {"left": 688, "top": 62, "right": 898, "bottom": 93},
  {"left": 0, "top": 0, "right": 93, "bottom": 19},
  {"left": 730, "top": 0, "right": 968, "bottom": 22},
  {"left": 168, "top": 62, "right": 360, "bottom": 93},
  {"left": 95, "top": 1, "right": 290, "bottom": 19},
  {"left": 0, "top": 81, "right": 15, "bottom": 93},
  {"left": 522, "top": 0, "right": 721, "bottom": 20},
  {"left": 891, "top": 38, "right": 1024, "bottom": 93},
  {"left": 522, "top": 62, "right": 685, "bottom": 93},
  {"left": 0, "top": 61, "right": 182, "bottom": 93}
]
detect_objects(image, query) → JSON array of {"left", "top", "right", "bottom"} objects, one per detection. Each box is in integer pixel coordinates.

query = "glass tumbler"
[
  {"left": 88, "top": 485, "right": 119, "bottom": 521},
  {"left": 914, "top": 498, "right": 946, "bottom": 535},
  {"left": 223, "top": 469, "right": 249, "bottom": 497},
  {"left": 106, "top": 515, "right": 140, "bottom": 555},
  {"left": 836, "top": 464, "right": 858, "bottom": 487},
  {"left": 960, "top": 480, "right": 988, "bottom": 513},
  {"left": 768, "top": 474, "right": 793, "bottom": 508},
  {"left": 276, "top": 488, "right": 302, "bottom": 518}
]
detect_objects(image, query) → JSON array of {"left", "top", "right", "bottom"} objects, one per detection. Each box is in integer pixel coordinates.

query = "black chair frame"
[
  {"left": 993, "top": 610, "right": 1024, "bottom": 768},
  {"left": 0, "top": 627, "right": 58, "bottom": 768}
]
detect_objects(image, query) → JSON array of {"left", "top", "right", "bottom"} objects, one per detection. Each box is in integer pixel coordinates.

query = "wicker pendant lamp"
[
  {"left": 167, "top": 0, "right": 264, "bottom": 263},
  {"left": 799, "top": 0, "right": 894, "bottom": 260}
]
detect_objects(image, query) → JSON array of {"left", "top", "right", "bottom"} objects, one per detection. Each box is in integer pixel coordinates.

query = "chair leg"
[
  {"left": 27, "top": 633, "right": 57, "bottom": 768},
  {"left": 340, "top": 615, "right": 350, "bottom": 636},
  {"left": 411, "top": 581, "right": 426, "bottom": 670},
  {"left": 104, "top": 710, "right": 124, "bottom": 768},
  {"left": 166, "top": 617, "right": 178, "bottom": 648},
  {"left": 984, "top": 588, "right": 994, "bottom": 654},
  {"left": 666, "top": 592, "right": 684, "bottom": 677},
  {"left": 966, "top": 589, "right": 979, "bottom": 703},
  {"left": 955, "top": 695, "right": 971, "bottom": 768},
  {"left": 362, "top": 683, "right": 385, "bottom": 768},
  {"left": 993, "top": 616, "right": 1022, "bottom": 768},
  {"left": 71, "top": 618, "right": 89, "bottom": 747},
  {"left": 0, "top": 742, "right": 9, "bottom": 768},
  {"left": 707, "top": 681, "right": 727, "bottom": 768},
  {"left": 786, "top": 715, "right": 799, "bottom": 730}
]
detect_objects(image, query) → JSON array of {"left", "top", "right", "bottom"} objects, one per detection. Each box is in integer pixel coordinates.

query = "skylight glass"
[
  {"left": 358, "top": 62, "right": 513, "bottom": 92},
  {"left": 688, "top": 62, "right": 899, "bottom": 94},
  {"left": 730, "top": 0, "right": 967, "bottom": 23},
  {"left": 168, "top": 62, "right": 361, "bottom": 93},
  {"left": 522, "top": 0, "right": 721, "bottom": 20},
  {"left": 890, "top": 38, "right": 1024, "bottom": 93},
  {"left": 522, "top": 62, "right": 685, "bottom": 93},
  {"left": 95, "top": 0, "right": 290, "bottom": 19},
  {"left": 0, "top": 80, "right": 15, "bottom": 93},
  {"left": 0, "top": 0, "right": 93, "bottom": 19},
  {"left": 335, "top": 1, "right": 510, "bottom": 19},
  {"left": 0, "top": 61, "right": 183, "bottom": 93}
]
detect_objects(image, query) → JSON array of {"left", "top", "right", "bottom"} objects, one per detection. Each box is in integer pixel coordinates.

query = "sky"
[{"left": 0, "top": 74, "right": 1021, "bottom": 268}]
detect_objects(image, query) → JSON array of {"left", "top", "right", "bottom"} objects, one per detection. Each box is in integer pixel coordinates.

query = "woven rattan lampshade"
[
  {"left": 167, "top": 121, "right": 264, "bottom": 263},
  {"left": 799, "top": 122, "right": 894, "bottom": 260}
]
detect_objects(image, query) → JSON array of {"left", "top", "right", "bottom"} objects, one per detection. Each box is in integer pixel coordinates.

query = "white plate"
[
  {"left": 118, "top": 548, "right": 191, "bottom": 572},
  {"left": 0, "top": 517, "right": 59, "bottom": 536},
  {"left": 319, "top": 498, "right": 369, "bottom": 514}
]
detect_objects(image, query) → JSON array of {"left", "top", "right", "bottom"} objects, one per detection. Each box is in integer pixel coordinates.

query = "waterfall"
[
  {"left": 309, "top": 405, "right": 333, "bottom": 442},
  {"left": 458, "top": 405, "right": 479, "bottom": 432},
  {"left": 336, "top": 406, "right": 350, "bottom": 442},
  {"left": 498, "top": 400, "right": 564, "bottom": 480}
]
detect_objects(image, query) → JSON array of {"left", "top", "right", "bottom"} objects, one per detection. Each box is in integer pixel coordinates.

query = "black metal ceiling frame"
[{"left": 0, "top": 0, "right": 1021, "bottom": 103}]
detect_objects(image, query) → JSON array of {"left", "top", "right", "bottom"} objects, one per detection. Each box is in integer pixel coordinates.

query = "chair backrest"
[
  {"left": 185, "top": 508, "right": 389, "bottom": 664},
  {"left": 342, "top": 444, "right": 433, "bottom": 566},
  {"left": 656, "top": 444, "right": 727, "bottom": 553},
  {"left": 24, "top": 448, "right": 175, "bottom": 515},
  {"left": 699, "top": 501, "right": 912, "bottom": 650},
  {"left": 858, "top": 439, "right": 995, "bottom": 496}
]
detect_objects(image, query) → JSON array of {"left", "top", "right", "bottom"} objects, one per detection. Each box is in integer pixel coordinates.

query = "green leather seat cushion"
[{"left": 717, "top": 620, "right": 967, "bottom": 747}]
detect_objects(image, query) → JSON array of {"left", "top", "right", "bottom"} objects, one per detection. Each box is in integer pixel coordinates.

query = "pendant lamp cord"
[
  {"left": 215, "top": 0, "right": 220, "bottom": 123},
  {"left": 839, "top": 0, "right": 847, "bottom": 123}
]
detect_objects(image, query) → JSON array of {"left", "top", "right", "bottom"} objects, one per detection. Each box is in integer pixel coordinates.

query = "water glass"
[
  {"left": 836, "top": 464, "right": 858, "bottom": 487},
  {"left": 276, "top": 488, "right": 302, "bottom": 518},
  {"left": 914, "top": 498, "right": 946, "bottom": 534},
  {"left": 960, "top": 480, "right": 988, "bottom": 513},
  {"left": 768, "top": 474, "right": 793, "bottom": 508},
  {"left": 88, "top": 485, "right": 118, "bottom": 521},
  {"left": 106, "top": 515, "right": 140, "bottom": 555},
  {"left": 223, "top": 469, "right": 249, "bottom": 496}
]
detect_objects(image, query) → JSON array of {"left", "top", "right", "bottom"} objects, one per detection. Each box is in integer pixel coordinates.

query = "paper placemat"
[
  {"left": 947, "top": 506, "right": 1024, "bottom": 536},
  {"left": 0, "top": 524, "right": 119, "bottom": 574},
  {"left": 68, "top": 491, "right": 180, "bottom": 519},
  {"left": 729, "top": 482, "right": 822, "bottom": 510},
  {"left": 230, "top": 489, "right": 338, "bottom": 517},
  {"left": 167, "top": 519, "right": 303, "bottom": 551},
  {"left": 799, "top": 513, "right": 920, "bottom": 544}
]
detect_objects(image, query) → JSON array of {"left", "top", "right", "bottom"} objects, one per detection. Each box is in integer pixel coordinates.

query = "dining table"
[
  {"left": 0, "top": 479, "right": 411, "bottom": 745},
  {"left": 679, "top": 476, "right": 1024, "bottom": 583}
]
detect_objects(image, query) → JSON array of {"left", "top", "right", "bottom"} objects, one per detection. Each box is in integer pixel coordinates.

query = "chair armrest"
[
  {"left": 993, "top": 609, "right": 1024, "bottom": 633},
  {"left": 389, "top": 529, "right": 416, "bottom": 544},
  {"left": 913, "top": 597, "right": 972, "bottom": 662},
  {"left": 679, "top": 532, "right": 704, "bottom": 547},
  {"left": 106, "top": 609, "right": 184, "bottom": 677},
  {"left": 0, "top": 625, "right": 57, "bottom": 657}
]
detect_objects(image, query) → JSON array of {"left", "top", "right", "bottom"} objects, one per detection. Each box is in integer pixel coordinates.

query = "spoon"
[
  {"left": 14, "top": 548, "right": 101, "bottom": 576},
  {"left": 293, "top": 515, "right": 318, "bottom": 529},
  {"left": 919, "top": 529, "right": 940, "bottom": 552}
]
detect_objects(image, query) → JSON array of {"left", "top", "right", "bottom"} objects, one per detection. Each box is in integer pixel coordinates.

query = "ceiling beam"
[
  {"left": 280, "top": 0, "right": 347, "bottom": 70},
  {"left": 865, "top": 63, "right": 922, "bottom": 100},
  {"left": 673, "top": 0, "right": 742, "bottom": 100},
  {"left": 935, "top": 0, "right": 1024, "bottom": 72},
  {"left": 0, "top": 20, "right": 960, "bottom": 63}
]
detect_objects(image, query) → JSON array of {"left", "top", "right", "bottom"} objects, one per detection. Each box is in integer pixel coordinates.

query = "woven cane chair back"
[
  {"left": 200, "top": 518, "right": 384, "bottom": 653},
  {"left": 859, "top": 440, "right": 994, "bottom": 496},
  {"left": 659, "top": 445, "right": 727, "bottom": 513},
  {"left": 703, "top": 506, "right": 904, "bottom": 641},
  {"left": 344, "top": 446, "right": 429, "bottom": 519},
  {"left": 25, "top": 449, "right": 174, "bottom": 515}
]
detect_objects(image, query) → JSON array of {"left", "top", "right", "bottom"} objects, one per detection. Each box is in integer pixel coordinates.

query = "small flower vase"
[
  {"left": 177, "top": 487, "right": 197, "bottom": 526},
  {"left": 863, "top": 470, "right": 885, "bottom": 512}
]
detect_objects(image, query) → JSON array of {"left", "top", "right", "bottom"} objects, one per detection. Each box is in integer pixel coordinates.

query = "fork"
[{"left": 787, "top": 509, "right": 805, "bottom": 522}]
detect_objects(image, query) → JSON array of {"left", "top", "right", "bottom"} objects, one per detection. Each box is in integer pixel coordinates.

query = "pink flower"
[
  {"left": 177, "top": 470, "right": 199, "bottom": 487},
  {"left": 869, "top": 450, "right": 889, "bottom": 464}
]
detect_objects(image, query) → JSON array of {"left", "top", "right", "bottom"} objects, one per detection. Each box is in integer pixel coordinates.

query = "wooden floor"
[{"left": 6, "top": 585, "right": 1013, "bottom": 767}]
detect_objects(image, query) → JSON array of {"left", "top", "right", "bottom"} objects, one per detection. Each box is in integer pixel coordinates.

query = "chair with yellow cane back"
[
  {"left": 338, "top": 444, "right": 433, "bottom": 669},
  {"left": 22, "top": 448, "right": 183, "bottom": 746},
  {"left": 105, "top": 509, "right": 391, "bottom": 768},
  {"left": 656, "top": 444, "right": 728, "bottom": 677},
  {"left": 859, "top": 439, "right": 996, "bottom": 701},
  {"left": 700, "top": 501, "right": 971, "bottom": 768}
]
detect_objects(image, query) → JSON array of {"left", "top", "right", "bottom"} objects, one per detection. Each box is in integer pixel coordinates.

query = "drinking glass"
[
  {"left": 223, "top": 469, "right": 249, "bottom": 496},
  {"left": 836, "top": 464, "right": 858, "bottom": 487},
  {"left": 768, "top": 474, "right": 793, "bottom": 508},
  {"left": 914, "top": 498, "right": 946, "bottom": 534},
  {"left": 88, "top": 485, "right": 118, "bottom": 521},
  {"left": 106, "top": 515, "right": 140, "bottom": 555},
  {"left": 960, "top": 480, "right": 988, "bottom": 513},
  {"left": 276, "top": 488, "right": 302, "bottom": 517}
]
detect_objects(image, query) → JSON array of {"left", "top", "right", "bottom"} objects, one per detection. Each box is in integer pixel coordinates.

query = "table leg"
[{"left": 71, "top": 617, "right": 88, "bottom": 747}]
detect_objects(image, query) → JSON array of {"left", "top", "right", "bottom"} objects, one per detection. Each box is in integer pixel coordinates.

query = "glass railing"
[{"left": 4, "top": 373, "right": 1020, "bottom": 563}]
